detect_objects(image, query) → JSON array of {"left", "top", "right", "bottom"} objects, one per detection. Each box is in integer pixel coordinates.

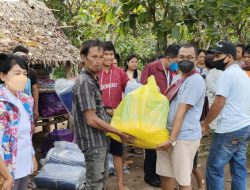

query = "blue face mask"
[{"left": 169, "top": 62, "right": 179, "bottom": 71}]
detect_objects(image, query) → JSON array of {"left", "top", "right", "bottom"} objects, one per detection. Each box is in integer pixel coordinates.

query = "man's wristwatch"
[{"left": 168, "top": 139, "right": 177, "bottom": 146}]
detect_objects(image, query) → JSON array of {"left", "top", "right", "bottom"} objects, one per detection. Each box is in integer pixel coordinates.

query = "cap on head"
[{"left": 209, "top": 41, "right": 236, "bottom": 58}]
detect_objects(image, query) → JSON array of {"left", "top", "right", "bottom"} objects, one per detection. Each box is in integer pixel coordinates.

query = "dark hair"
[
  {"left": 80, "top": 39, "right": 103, "bottom": 56},
  {"left": 0, "top": 54, "right": 28, "bottom": 83},
  {"left": 124, "top": 54, "right": 138, "bottom": 79},
  {"left": 115, "top": 53, "right": 120, "bottom": 66},
  {"left": 236, "top": 44, "right": 245, "bottom": 50},
  {"left": 179, "top": 44, "right": 198, "bottom": 56},
  {"left": 243, "top": 45, "right": 250, "bottom": 55},
  {"left": 236, "top": 44, "right": 245, "bottom": 57},
  {"left": 164, "top": 44, "right": 181, "bottom": 58},
  {"left": 158, "top": 54, "right": 164, "bottom": 59},
  {"left": 0, "top": 53, "right": 8, "bottom": 61},
  {"left": 102, "top": 41, "right": 116, "bottom": 53},
  {"left": 13, "top": 45, "right": 29, "bottom": 54},
  {"left": 147, "top": 55, "right": 158, "bottom": 63},
  {"left": 204, "top": 54, "right": 215, "bottom": 69},
  {"left": 14, "top": 52, "right": 29, "bottom": 63},
  {"left": 198, "top": 49, "right": 207, "bottom": 56}
]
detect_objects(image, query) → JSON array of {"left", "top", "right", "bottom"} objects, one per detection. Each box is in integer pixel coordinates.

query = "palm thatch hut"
[{"left": 0, "top": 0, "right": 81, "bottom": 67}]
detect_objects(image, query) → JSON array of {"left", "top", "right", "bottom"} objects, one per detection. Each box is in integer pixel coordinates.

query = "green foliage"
[
  {"left": 115, "top": 28, "right": 157, "bottom": 68},
  {"left": 42, "top": 0, "right": 84, "bottom": 42},
  {"left": 52, "top": 67, "right": 67, "bottom": 79},
  {"left": 43, "top": 0, "right": 250, "bottom": 68},
  {"left": 43, "top": 0, "right": 157, "bottom": 66},
  {"left": 70, "top": 2, "right": 108, "bottom": 46},
  {"left": 108, "top": 0, "right": 250, "bottom": 49}
]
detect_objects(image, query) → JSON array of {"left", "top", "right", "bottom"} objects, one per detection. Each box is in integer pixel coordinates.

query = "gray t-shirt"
[{"left": 167, "top": 73, "right": 206, "bottom": 140}]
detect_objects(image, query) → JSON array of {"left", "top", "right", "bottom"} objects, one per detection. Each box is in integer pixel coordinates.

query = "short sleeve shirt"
[
  {"left": 167, "top": 73, "right": 206, "bottom": 140},
  {"left": 72, "top": 69, "right": 109, "bottom": 150},
  {"left": 215, "top": 64, "right": 250, "bottom": 133}
]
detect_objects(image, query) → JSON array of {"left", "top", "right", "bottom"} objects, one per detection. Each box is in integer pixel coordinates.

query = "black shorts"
[
  {"left": 109, "top": 138, "right": 123, "bottom": 156},
  {"left": 193, "top": 151, "right": 198, "bottom": 169}
]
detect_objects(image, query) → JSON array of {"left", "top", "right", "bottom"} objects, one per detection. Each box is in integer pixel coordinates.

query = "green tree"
[
  {"left": 43, "top": 0, "right": 157, "bottom": 66},
  {"left": 108, "top": 0, "right": 250, "bottom": 49},
  {"left": 43, "top": 0, "right": 250, "bottom": 67}
]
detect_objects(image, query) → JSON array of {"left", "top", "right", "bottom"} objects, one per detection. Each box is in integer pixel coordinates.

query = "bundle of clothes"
[
  {"left": 35, "top": 141, "right": 115, "bottom": 190},
  {"left": 35, "top": 141, "right": 86, "bottom": 190}
]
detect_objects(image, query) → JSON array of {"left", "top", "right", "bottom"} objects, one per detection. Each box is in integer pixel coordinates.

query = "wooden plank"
[{"left": 34, "top": 114, "right": 68, "bottom": 127}]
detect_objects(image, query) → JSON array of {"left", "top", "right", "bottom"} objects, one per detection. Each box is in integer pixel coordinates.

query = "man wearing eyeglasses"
[
  {"left": 201, "top": 41, "right": 250, "bottom": 190},
  {"left": 157, "top": 44, "right": 206, "bottom": 190}
]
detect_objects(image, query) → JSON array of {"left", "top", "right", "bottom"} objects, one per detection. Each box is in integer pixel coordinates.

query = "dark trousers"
[
  {"left": 12, "top": 176, "right": 29, "bottom": 190},
  {"left": 144, "top": 149, "right": 158, "bottom": 181}
]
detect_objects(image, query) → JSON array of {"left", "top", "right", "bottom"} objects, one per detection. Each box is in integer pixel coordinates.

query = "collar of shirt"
[
  {"left": 101, "top": 64, "right": 114, "bottom": 75},
  {"left": 157, "top": 59, "right": 167, "bottom": 72},
  {"left": 81, "top": 68, "right": 99, "bottom": 82},
  {"left": 3, "top": 87, "right": 19, "bottom": 106},
  {"left": 225, "top": 62, "right": 239, "bottom": 70}
]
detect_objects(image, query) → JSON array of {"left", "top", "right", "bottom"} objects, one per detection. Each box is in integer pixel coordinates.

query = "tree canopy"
[{"left": 43, "top": 0, "right": 250, "bottom": 66}]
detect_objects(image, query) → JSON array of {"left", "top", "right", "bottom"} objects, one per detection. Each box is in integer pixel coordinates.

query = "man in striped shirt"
[{"left": 72, "top": 39, "right": 133, "bottom": 190}]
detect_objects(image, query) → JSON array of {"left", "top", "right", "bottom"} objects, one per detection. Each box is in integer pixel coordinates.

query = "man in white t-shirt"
[{"left": 202, "top": 41, "right": 250, "bottom": 190}]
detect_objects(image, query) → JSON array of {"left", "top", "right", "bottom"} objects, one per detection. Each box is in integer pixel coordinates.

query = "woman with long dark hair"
[{"left": 124, "top": 54, "right": 141, "bottom": 81}]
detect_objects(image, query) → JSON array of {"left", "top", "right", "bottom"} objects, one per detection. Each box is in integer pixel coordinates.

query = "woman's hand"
[
  {"left": 0, "top": 157, "right": 13, "bottom": 190},
  {"left": 1, "top": 174, "right": 13, "bottom": 190},
  {"left": 34, "top": 108, "right": 39, "bottom": 121},
  {"left": 32, "top": 156, "right": 38, "bottom": 173}
]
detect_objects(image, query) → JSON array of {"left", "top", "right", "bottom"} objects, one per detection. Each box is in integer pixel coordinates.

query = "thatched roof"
[{"left": 0, "top": 0, "right": 81, "bottom": 66}]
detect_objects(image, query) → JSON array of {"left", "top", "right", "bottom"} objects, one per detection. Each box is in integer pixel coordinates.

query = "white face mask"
[{"left": 5, "top": 75, "right": 27, "bottom": 92}]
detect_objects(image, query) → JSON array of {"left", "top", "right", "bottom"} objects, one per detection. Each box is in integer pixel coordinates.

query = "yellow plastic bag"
[{"left": 107, "top": 76, "right": 169, "bottom": 149}]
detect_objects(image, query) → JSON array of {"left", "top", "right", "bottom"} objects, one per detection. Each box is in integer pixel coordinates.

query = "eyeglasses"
[{"left": 178, "top": 56, "right": 195, "bottom": 61}]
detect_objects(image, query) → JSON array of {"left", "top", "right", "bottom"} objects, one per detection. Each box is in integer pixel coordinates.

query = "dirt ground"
[
  {"left": 32, "top": 124, "right": 250, "bottom": 190},
  {"left": 107, "top": 146, "right": 250, "bottom": 190},
  {"left": 107, "top": 151, "right": 250, "bottom": 190}
]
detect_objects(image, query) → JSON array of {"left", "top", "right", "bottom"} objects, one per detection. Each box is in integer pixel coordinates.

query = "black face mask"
[
  {"left": 213, "top": 56, "right": 229, "bottom": 71},
  {"left": 178, "top": 60, "right": 195, "bottom": 73}
]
